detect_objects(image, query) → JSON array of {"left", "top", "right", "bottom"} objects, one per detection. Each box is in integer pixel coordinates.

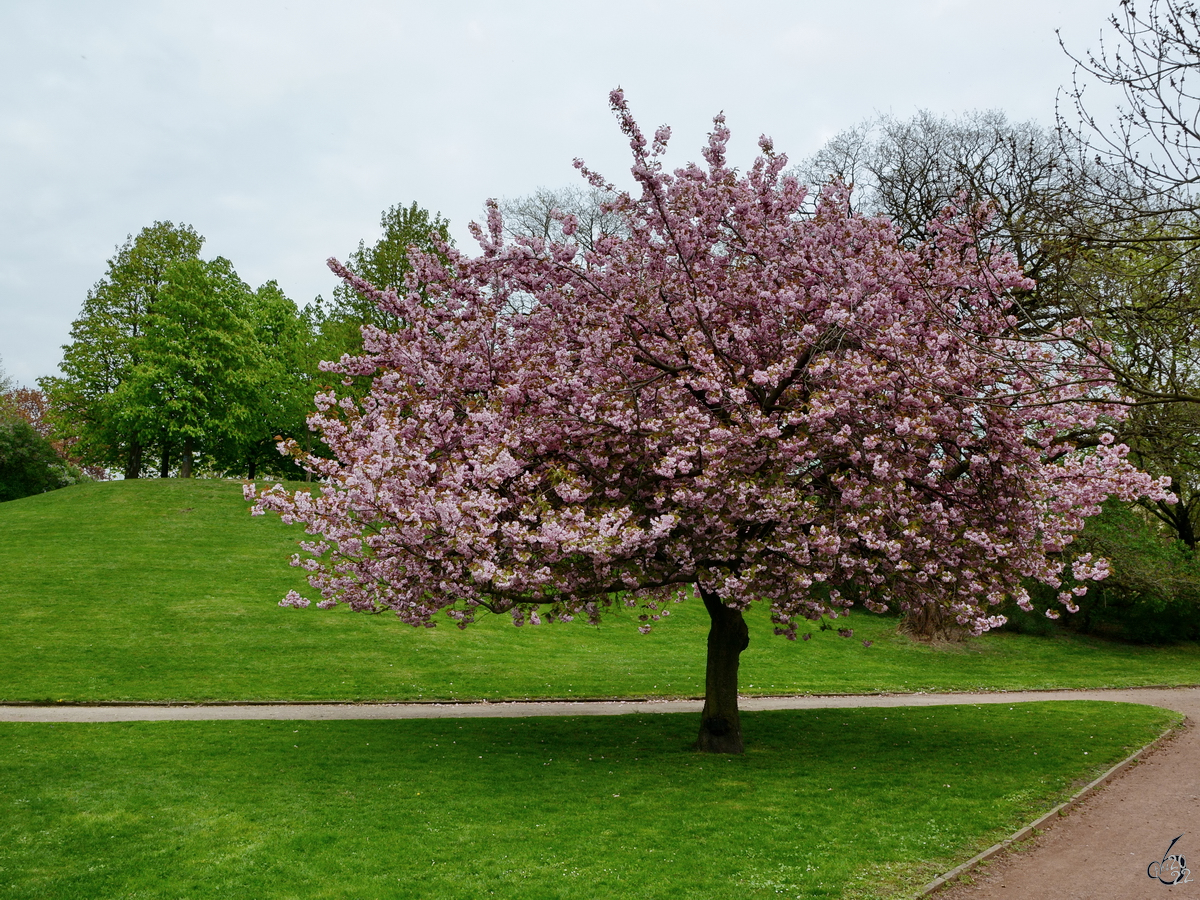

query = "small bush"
[
  {"left": 0, "top": 417, "right": 83, "bottom": 502},
  {"left": 996, "top": 599, "right": 1061, "bottom": 637},
  {"left": 1001, "top": 500, "right": 1200, "bottom": 643}
]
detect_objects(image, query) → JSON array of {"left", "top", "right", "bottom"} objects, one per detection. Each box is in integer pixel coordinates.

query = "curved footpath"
[{"left": 3, "top": 686, "right": 1198, "bottom": 897}]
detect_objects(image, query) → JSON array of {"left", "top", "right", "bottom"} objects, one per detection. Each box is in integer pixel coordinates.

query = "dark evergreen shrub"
[{"left": 0, "top": 417, "right": 82, "bottom": 501}]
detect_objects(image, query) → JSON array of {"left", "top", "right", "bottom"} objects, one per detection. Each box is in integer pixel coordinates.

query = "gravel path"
[
  {"left": 3, "top": 686, "right": 1196, "bottom": 896},
  {"left": 0, "top": 685, "right": 1192, "bottom": 721}
]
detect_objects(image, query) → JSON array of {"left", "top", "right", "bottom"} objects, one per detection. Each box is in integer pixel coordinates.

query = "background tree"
[
  {"left": 1050, "top": 0, "right": 1200, "bottom": 589},
  {"left": 297, "top": 203, "right": 457, "bottom": 416},
  {"left": 0, "top": 360, "right": 82, "bottom": 501},
  {"left": 40, "top": 222, "right": 204, "bottom": 478},
  {"left": 40, "top": 223, "right": 315, "bottom": 480},
  {"left": 0, "top": 385, "right": 106, "bottom": 482},
  {"left": 119, "top": 257, "right": 262, "bottom": 478},
  {"left": 801, "top": 108, "right": 1200, "bottom": 402},
  {"left": 1015, "top": 498, "right": 1200, "bottom": 642},
  {"left": 1053, "top": 0, "right": 1200, "bottom": 404},
  {"left": 1060, "top": 0, "right": 1200, "bottom": 219},
  {"left": 796, "top": 110, "right": 1117, "bottom": 330},
  {"left": 214, "top": 280, "right": 319, "bottom": 480},
  {"left": 325, "top": 202, "right": 453, "bottom": 339},
  {"left": 0, "top": 419, "right": 81, "bottom": 501},
  {"left": 497, "top": 185, "right": 625, "bottom": 252},
  {"left": 0, "top": 386, "right": 44, "bottom": 434},
  {"left": 252, "top": 93, "right": 1169, "bottom": 753},
  {"left": 2, "top": 353, "right": 103, "bottom": 481},
  {"left": 1068, "top": 224, "right": 1200, "bottom": 547}
]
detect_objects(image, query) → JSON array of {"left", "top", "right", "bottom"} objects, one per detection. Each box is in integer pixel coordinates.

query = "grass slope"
[
  {"left": 2, "top": 479, "right": 1198, "bottom": 703},
  {"left": 0, "top": 702, "right": 1178, "bottom": 899}
]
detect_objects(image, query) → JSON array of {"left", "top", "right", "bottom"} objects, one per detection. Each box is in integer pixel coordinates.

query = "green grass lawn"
[
  {"left": 2, "top": 479, "right": 1199, "bottom": 703},
  {"left": 0, "top": 702, "right": 1178, "bottom": 899},
  {"left": 0, "top": 480, "right": 1191, "bottom": 899},
  {"left": 1, "top": 479, "right": 1198, "bottom": 703}
]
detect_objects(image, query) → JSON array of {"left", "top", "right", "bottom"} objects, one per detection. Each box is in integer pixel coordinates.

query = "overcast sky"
[{"left": 1, "top": 0, "right": 1122, "bottom": 385}]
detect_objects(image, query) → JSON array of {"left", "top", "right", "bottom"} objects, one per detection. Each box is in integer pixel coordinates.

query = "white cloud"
[{"left": 0, "top": 0, "right": 1120, "bottom": 385}]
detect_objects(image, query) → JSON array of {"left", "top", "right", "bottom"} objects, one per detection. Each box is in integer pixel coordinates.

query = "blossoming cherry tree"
[{"left": 250, "top": 91, "right": 1171, "bottom": 753}]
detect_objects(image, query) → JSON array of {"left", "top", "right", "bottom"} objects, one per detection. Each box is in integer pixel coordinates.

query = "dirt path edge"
[{"left": 921, "top": 715, "right": 1190, "bottom": 895}]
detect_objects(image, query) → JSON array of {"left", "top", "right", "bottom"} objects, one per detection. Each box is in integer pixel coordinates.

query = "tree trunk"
[
  {"left": 899, "top": 603, "right": 967, "bottom": 642},
  {"left": 159, "top": 444, "right": 171, "bottom": 478},
  {"left": 1175, "top": 501, "right": 1197, "bottom": 551},
  {"left": 247, "top": 455, "right": 257, "bottom": 480},
  {"left": 180, "top": 437, "right": 194, "bottom": 478},
  {"left": 1153, "top": 495, "right": 1197, "bottom": 551},
  {"left": 124, "top": 438, "right": 143, "bottom": 480},
  {"left": 696, "top": 585, "right": 750, "bottom": 754}
]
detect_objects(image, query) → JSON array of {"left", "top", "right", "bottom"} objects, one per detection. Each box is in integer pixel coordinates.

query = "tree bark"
[
  {"left": 124, "top": 438, "right": 142, "bottom": 480},
  {"left": 180, "top": 437, "right": 194, "bottom": 479},
  {"left": 1182, "top": 513, "right": 1198, "bottom": 553},
  {"left": 695, "top": 585, "right": 750, "bottom": 754},
  {"left": 899, "top": 603, "right": 967, "bottom": 642}
]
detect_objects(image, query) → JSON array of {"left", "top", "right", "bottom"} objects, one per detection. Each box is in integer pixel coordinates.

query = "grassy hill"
[
  {"left": 1, "top": 478, "right": 1197, "bottom": 703},
  {"left": 0, "top": 480, "right": 1190, "bottom": 900},
  {"left": 0, "top": 703, "right": 1179, "bottom": 899}
]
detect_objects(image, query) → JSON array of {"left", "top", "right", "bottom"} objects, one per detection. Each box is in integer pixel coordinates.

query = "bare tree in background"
[
  {"left": 495, "top": 186, "right": 625, "bottom": 252},
  {"left": 1051, "top": 1, "right": 1200, "bottom": 552},
  {"left": 797, "top": 110, "right": 1111, "bottom": 327},
  {"left": 1059, "top": 0, "right": 1200, "bottom": 214},
  {"left": 798, "top": 110, "right": 1200, "bottom": 402}
]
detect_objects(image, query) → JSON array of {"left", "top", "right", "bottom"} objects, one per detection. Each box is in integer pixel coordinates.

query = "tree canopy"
[
  {"left": 1060, "top": 0, "right": 1200, "bottom": 214},
  {"left": 251, "top": 92, "right": 1170, "bottom": 752},
  {"left": 327, "top": 201, "right": 453, "bottom": 335},
  {"left": 40, "top": 222, "right": 204, "bottom": 478},
  {"left": 41, "top": 224, "right": 317, "bottom": 480},
  {"left": 497, "top": 185, "right": 625, "bottom": 253},
  {"left": 119, "top": 256, "right": 263, "bottom": 477}
]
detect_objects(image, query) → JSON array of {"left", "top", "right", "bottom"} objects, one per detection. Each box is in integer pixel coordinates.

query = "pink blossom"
[
  {"left": 249, "top": 93, "right": 1170, "bottom": 646},
  {"left": 279, "top": 591, "right": 311, "bottom": 609}
]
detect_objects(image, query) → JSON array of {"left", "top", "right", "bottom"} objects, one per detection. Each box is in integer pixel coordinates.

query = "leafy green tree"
[
  {"left": 321, "top": 202, "right": 453, "bottom": 355},
  {"left": 40, "top": 222, "right": 204, "bottom": 478},
  {"left": 40, "top": 223, "right": 318, "bottom": 480},
  {"left": 119, "top": 257, "right": 262, "bottom": 478},
  {"left": 0, "top": 357, "right": 73, "bottom": 500},
  {"left": 1008, "top": 500, "right": 1200, "bottom": 643},
  {"left": 1068, "top": 224, "right": 1200, "bottom": 547},
  {"left": 292, "top": 203, "right": 457, "bottom": 417},
  {"left": 214, "top": 280, "right": 318, "bottom": 479}
]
